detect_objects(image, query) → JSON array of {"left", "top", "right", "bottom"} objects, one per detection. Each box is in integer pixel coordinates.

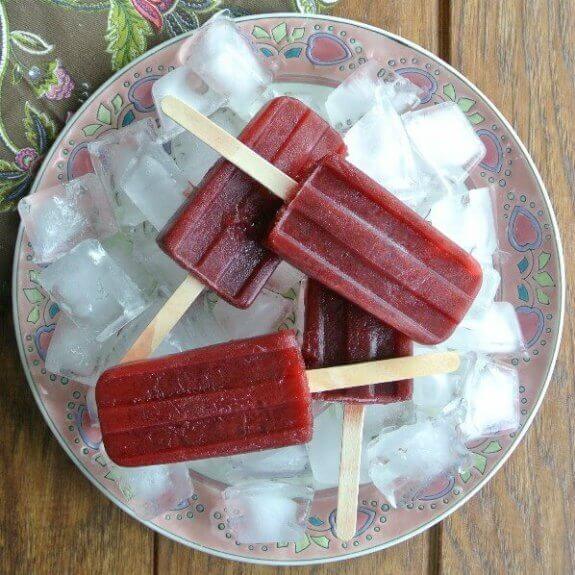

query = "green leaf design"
[
  {"left": 534, "top": 271, "right": 554, "bottom": 287},
  {"left": 29, "top": 269, "right": 40, "bottom": 284},
  {"left": 468, "top": 112, "right": 485, "bottom": 125},
  {"left": 443, "top": 83, "right": 457, "bottom": 101},
  {"left": 111, "top": 94, "right": 123, "bottom": 115},
  {"left": 31, "top": 60, "right": 60, "bottom": 98},
  {"left": 272, "top": 23, "right": 288, "bottom": 43},
  {"left": 482, "top": 441, "right": 502, "bottom": 455},
  {"left": 537, "top": 289, "right": 550, "bottom": 305},
  {"left": 23, "top": 102, "right": 57, "bottom": 151},
  {"left": 282, "top": 287, "right": 298, "bottom": 301},
  {"left": 457, "top": 97, "right": 476, "bottom": 112},
  {"left": 310, "top": 535, "right": 330, "bottom": 549},
  {"left": 276, "top": 541, "right": 290, "bottom": 548},
  {"left": 106, "top": 0, "right": 153, "bottom": 71},
  {"left": 289, "top": 27, "right": 306, "bottom": 42},
  {"left": 252, "top": 25, "right": 271, "bottom": 40},
  {"left": 82, "top": 123, "right": 103, "bottom": 137},
  {"left": 11, "top": 64, "right": 23, "bottom": 85},
  {"left": 97, "top": 104, "right": 112, "bottom": 125},
  {"left": 538, "top": 251, "right": 551, "bottom": 270},
  {"left": 24, "top": 288, "right": 44, "bottom": 304},
  {"left": 294, "top": 534, "right": 312, "bottom": 553},
  {"left": 460, "top": 469, "right": 472, "bottom": 483},
  {"left": 27, "top": 307, "right": 40, "bottom": 324},
  {"left": 473, "top": 453, "right": 488, "bottom": 474},
  {"left": 10, "top": 30, "right": 53, "bottom": 55}
]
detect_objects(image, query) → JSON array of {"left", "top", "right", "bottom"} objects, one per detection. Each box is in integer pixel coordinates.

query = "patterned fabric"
[
  {"left": 0, "top": 0, "right": 339, "bottom": 211},
  {"left": 0, "top": 0, "right": 340, "bottom": 303}
]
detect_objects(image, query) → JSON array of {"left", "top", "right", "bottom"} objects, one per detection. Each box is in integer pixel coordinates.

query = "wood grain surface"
[{"left": 1, "top": 1, "right": 573, "bottom": 574}]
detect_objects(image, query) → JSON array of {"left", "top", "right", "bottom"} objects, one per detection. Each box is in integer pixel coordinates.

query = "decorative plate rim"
[{"left": 11, "top": 12, "right": 566, "bottom": 566}]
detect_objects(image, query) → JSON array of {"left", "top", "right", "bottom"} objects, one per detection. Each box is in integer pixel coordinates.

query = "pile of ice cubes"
[{"left": 17, "top": 11, "right": 525, "bottom": 540}]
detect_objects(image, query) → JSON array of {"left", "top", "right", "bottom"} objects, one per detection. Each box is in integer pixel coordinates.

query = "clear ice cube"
[
  {"left": 132, "top": 225, "right": 187, "bottom": 296},
  {"left": 345, "top": 98, "right": 449, "bottom": 213},
  {"left": 45, "top": 313, "right": 116, "bottom": 385},
  {"left": 40, "top": 239, "right": 150, "bottom": 341},
  {"left": 446, "top": 301, "right": 525, "bottom": 354},
  {"left": 223, "top": 480, "right": 313, "bottom": 544},
  {"left": 403, "top": 102, "right": 486, "bottom": 182},
  {"left": 367, "top": 415, "right": 471, "bottom": 508},
  {"left": 265, "top": 261, "right": 306, "bottom": 298},
  {"left": 120, "top": 142, "right": 189, "bottom": 231},
  {"left": 185, "top": 16, "right": 273, "bottom": 120},
  {"left": 18, "top": 174, "right": 117, "bottom": 264},
  {"left": 325, "top": 59, "right": 422, "bottom": 130},
  {"left": 460, "top": 357, "right": 520, "bottom": 440},
  {"left": 226, "top": 445, "right": 310, "bottom": 482},
  {"left": 152, "top": 66, "right": 226, "bottom": 139},
  {"left": 171, "top": 107, "right": 246, "bottom": 185},
  {"left": 212, "top": 288, "right": 294, "bottom": 340},
  {"left": 106, "top": 454, "right": 194, "bottom": 520},
  {"left": 88, "top": 119, "right": 157, "bottom": 228}
]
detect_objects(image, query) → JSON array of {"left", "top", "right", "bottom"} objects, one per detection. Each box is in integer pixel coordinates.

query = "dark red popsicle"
[
  {"left": 267, "top": 154, "right": 483, "bottom": 345},
  {"left": 158, "top": 96, "right": 345, "bottom": 308},
  {"left": 96, "top": 331, "right": 313, "bottom": 467},
  {"left": 303, "top": 279, "right": 413, "bottom": 403}
]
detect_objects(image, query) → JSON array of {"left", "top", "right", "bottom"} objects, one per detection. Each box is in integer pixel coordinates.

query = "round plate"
[{"left": 12, "top": 13, "right": 565, "bottom": 566}]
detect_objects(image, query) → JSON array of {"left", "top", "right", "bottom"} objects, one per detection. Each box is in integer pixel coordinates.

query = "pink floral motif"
[
  {"left": 44, "top": 65, "right": 75, "bottom": 101},
  {"left": 15, "top": 147, "right": 39, "bottom": 171},
  {"left": 131, "top": 0, "right": 176, "bottom": 31}
]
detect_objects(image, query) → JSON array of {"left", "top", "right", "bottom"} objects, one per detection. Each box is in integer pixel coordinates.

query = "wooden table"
[{"left": 1, "top": 1, "right": 574, "bottom": 573}]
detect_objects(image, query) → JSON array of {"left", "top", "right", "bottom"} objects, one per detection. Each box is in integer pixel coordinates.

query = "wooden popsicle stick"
[
  {"left": 161, "top": 96, "right": 296, "bottom": 201},
  {"left": 336, "top": 404, "right": 365, "bottom": 541},
  {"left": 306, "top": 351, "right": 460, "bottom": 393},
  {"left": 120, "top": 275, "right": 204, "bottom": 364}
]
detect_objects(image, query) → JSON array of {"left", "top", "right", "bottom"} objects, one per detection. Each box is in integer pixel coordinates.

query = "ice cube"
[
  {"left": 326, "top": 59, "right": 422, "bottom": 130},
  {"left": 171, "top": 107, "right": 246, "bottom": 185},
  {"left": 307, "top": 402, "right": 412, "bottom": 489},
  {"left": 88, "top": 119, "right": 157, "bottom": 228},
  {"left": 466, "top": 187, "right": 498, "bottom": 263},
  {"left": 265, "top": 261, "right": 306, "bottom": 298},
  {"left": 403, "top": 102, "right": 486, "bottom": 182},
  {"left": 445, "top": 301, "right": 524, "bottom": 354},
  {"left": 45, "top": 314, "right": 116, "bottom": 385},
  {"left": 367, "top": 416, "right": 471, "bottom": 507},
  {"left": 132, "top": 226, "right": 187, "bottom": 296},
  {"left": 464, "top": 264, "right": 501, "bottom": 321},
  {"left": 40, "top": 239, "right": 151, "bottom": 341},
  {"left": 212, "top": 288, "right": 293, "bottom": 340},
  {"left": 156, "top": 293, "right": 228, "bottom": 354},
  {"left": 152, "top": 66, "right": 226, "bottom": 139},
  {"left": 18, "top": 174, "right": 117, "bottom": 264},
  {"left": 223, "top": 480, "right": 313, "bottom": 543},
  {"left": 413, "top": 353, "right": 476, "bottom": 417},
  {"left": 107, "top": 455, "right": 194, "bottom": 520},
  {"left": 185, "top": 16, "right": 273, "bottom": 120},
  {"left": 226, "top": 446, "right": 310, "bottom": 483},
  {"left": 120, "top": 142, "right": 189, "bottom": 231},
  {"left": 460, "top": 357, "right": 520, "bottom": 440},
  {"left": 345, "top": 99, "right": 450, "bottom": 213}
]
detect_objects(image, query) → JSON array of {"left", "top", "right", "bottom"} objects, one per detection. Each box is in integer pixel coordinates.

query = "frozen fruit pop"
[
  {"left": 303, "top": 279, "right": 413, "bottom": 403},
  {"left": 158, "top": 96, "right": 345, "bottom": 308},
  {"left": 267, "top": 154, "right": 483, "bottom": 345},
  {"left": 121, "top": 96, "right": 344, "bottom": 363},
  {"left": 97, "top": 330, "right": 460, "bottom": 467},
  {"left": 302, "top": 279, "right": 413, "bottom": 540}
]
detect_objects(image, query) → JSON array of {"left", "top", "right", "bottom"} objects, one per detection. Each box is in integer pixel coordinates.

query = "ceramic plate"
[{"left": 12, "top": 13, "right": 565, "bottom": 566}]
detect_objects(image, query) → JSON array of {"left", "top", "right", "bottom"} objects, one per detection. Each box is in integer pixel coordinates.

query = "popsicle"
[
  {"left": 303, "top": 279, "right": 413, "bottom": 403},
  {"left": 159, "top": 97, "right": 483, "bottom": 347},
  {"left": 97, "top": 330, "right": 460, "bottom": 467},
  {"left": 267, "top": 153, "right": 483, "bottom": 345},
  {"left": 122, "top": 96, "right": 345, "bottom": 362},
  {"left": 302, "top": 279, "right": 412, "bottom": 540}
]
